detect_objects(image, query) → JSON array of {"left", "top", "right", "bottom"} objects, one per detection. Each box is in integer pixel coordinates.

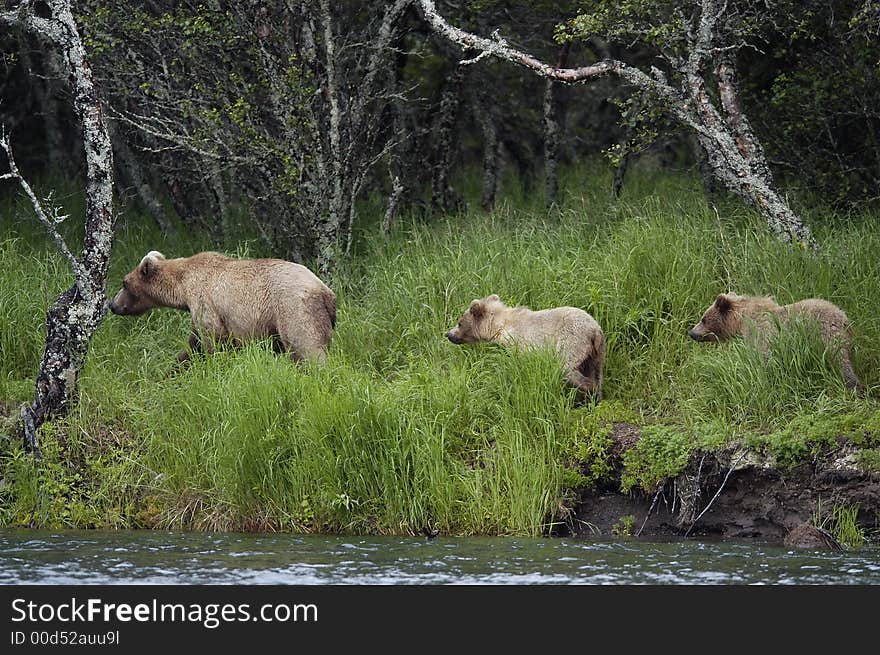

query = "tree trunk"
[
  {"left": 474, "top": 95, "right": 499, "bottom": 212},
  {"left": 110, "top": 123, "right": 174, "bottom": 235},
  {"left": 431, "top": 54, "right": 472, "bottom": 213},
  {"left": 21, "top": 41, "right": 67, "bottom": 173},
  {"left": 2, "top": 1, "right": 116, "bottom": 456},
  {"left": 688, "top": 79, "right": 814, "bottom": 247},
  {"left": 612, "top": 93, "right": 645, "bottom": 198},
  {"left": 163, "top": 172, "right": 198, "bottom": 230},
  {"left": 689, "top": 132, "right": 718, "bottom": 196},
  {"left": 207, "top": 166, "right": 227, "bottom": 248},
  {"left": 315, "top": 0, "right": 346, "bottom": 276},
  {"left": 382, "top": 172, "right": 404, "bottom": 233},
  {"left": 544, "top": 44, "right": 570, "bottom": 207},
  {"left": 612, "top": 148, "right": 630, "bottom": 199},
  {"left": 714, "top": 53, "right": 773, "bottom": 184}
]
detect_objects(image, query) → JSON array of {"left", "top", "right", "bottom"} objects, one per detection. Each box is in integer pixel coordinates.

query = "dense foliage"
[{"left": 2, "top": 1, "right": 877, "bottom": 266}]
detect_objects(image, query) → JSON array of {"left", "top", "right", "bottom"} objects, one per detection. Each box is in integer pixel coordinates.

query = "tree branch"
[
  {"left": 415, "top": 1, "right": 696, "bottom": 130},
  {"left": 0, "top": 129, "right": 87, "bottom": 294}
]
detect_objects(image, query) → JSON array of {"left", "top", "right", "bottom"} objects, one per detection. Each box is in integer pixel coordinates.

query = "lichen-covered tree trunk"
[
  {"left": 714, "top": 53, "right": 773, "bottom": 184},
  {"left": 687, "top": 79, "right": 814, "bottom": 247},
  {"left": 1, "top": 0, "right": 115, "bottom": 455}
]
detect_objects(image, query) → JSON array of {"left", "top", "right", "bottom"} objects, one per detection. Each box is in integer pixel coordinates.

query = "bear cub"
[
  {"left": 446, "top": 294, "right": 605, "bottom": 400},
  {"left": 688, "top": 292, "right": 861, "bottom": 390},
  {"left": 109, "top": 250, "right": 336, "bottom": 364}
]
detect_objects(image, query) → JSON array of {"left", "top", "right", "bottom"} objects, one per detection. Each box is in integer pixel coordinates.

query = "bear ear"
[
  {"left": 486, "top": 294, "right": 500, "bottom": 303},
  {"left": 714, "top": 293, "right": 733, "bottom": 313},
  {"left": 138, "top": 251, "right": 163, "bottom": 280},
  {"left": 469, "top": 299, "right": 486, "bottom": 319}
]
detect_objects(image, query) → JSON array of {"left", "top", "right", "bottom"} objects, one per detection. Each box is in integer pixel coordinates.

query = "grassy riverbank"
[{"left": 1, "top": 166, "right": 879, "bottom": 535}]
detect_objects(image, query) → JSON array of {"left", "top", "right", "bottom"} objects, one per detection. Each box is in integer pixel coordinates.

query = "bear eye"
[{"left": 122, "top": 280, "right": 129, "bottom": 291}]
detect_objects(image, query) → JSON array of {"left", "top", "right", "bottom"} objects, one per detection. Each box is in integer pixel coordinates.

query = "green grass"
[
  {"left": 812, "top": 500, "right": 867, "bottom": 549},
  {"left": 1, "top": 163, "right": 879, "bottom": 534}
]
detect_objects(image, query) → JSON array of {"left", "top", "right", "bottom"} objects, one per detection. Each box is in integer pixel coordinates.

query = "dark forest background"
[{"left": 1, "top": 1, "right": 878, "bottom": 269}]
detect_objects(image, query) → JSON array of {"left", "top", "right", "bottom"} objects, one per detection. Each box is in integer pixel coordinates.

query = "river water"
[{"left": 0, "top": 529, "right": 878, "bottom": 584}]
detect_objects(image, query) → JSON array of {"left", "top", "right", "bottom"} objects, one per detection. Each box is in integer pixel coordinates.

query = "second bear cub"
[
  {"left": 446, "top": 294, "right": 605, "bottom": 400},
  {"left": 688, "top": 292, "right": 861, "bottom": 390}
]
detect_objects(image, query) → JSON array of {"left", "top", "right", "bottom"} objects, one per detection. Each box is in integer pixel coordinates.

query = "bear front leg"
[{"left": 176, "top": 330, "right": 203, "bottom": 363}]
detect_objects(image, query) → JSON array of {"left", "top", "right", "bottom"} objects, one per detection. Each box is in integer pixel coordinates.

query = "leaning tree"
[
  {"left": 417, "top": 0, "right": 815, "bottom": 248},
  {"left": 0, "top": 0, "right": 115, "bottom": 456}
]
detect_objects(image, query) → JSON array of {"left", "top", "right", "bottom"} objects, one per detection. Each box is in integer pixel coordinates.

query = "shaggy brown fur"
[
  {"left": 109, "top": 250, "right": 336, "bottom": 363},
  {"left": 446, "top": 294, "right": 606, "bottom": 400},
  {"left": 688, "top": 292, "right": 861, "bottom": 390}
]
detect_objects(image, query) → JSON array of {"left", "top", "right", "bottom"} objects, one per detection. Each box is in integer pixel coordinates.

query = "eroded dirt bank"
[{"left": 570, "top": 424, "right": 880, "bottom": 543}]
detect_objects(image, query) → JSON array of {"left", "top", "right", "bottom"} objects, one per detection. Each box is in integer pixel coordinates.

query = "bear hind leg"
[
  {"left": 840, "top": 355, "right": 863, "bottom": 393},
  {"left": 276, "top": 296, "right": 333, "bottom": 365},
  {"left": 276, "top": 322, "right": 329, "bottom": 365},
  {"left": 566, "top": 355, "right": 603, "bottom": 403}
]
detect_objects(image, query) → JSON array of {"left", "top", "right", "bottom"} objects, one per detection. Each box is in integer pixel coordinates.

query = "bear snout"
[
  {"left": 108, "top": 299, "right": 122, "bottom": 315},
  {"left": 446, "top": 330, "right": 463, "bottom": 344},
  {"left": 688, "top": 328, "right": 715, "bottom": 342}
]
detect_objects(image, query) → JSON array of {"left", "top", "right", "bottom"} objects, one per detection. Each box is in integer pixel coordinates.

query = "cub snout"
[
  {"left": 108, "top": 294, "right": 125, "bottom": 315},
  {"left": 445, "top": 330, "right": 463, "bottom": 344},
  {"left": 688, "top": 327, "right": 715, "bottom": 342}
]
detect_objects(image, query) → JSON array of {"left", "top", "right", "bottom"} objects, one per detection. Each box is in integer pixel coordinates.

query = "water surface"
[{"left": 1, "top": 529, "right": 877, "bottom": 584}]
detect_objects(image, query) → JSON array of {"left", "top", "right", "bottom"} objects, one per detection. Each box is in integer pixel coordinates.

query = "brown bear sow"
[
  {"left": 109, "top": 251, "right": 336, "bottom": 363},
  {"left": 688, "top": 293, "right": 861, "bottom": 390},
  {"left": 446, "top": 294, "right": 606, "bottom": 400}
]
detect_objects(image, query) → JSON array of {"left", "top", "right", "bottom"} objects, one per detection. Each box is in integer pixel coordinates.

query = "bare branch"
[
  {"left": 415, "top": 1, "right": 693, "bottom": 128},
  {"left": 415, "top": 0, "right": 814, "bottom": 248},
  {"left": 417, "top": 0, "right": 618, "bottom": 83},
  {"left": 684, "top": 450, "right": 747, "bottom": 538},
  {"left": 0, "top": 129, "right": 86, "bottom": 292}
]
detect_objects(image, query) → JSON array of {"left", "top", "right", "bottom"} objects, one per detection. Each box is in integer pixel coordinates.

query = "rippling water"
[{"left": 0, "top": 529, "right": 878, "bottom": 584}]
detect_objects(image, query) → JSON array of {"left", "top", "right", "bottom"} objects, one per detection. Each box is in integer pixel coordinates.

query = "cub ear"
[
  {"left": 714, "top": 293, "right": 733, "bottom": 313},
  {"left": 139, "top": 251, "right": 164, "bottom": 280},
  {"left": 469, "top": 299, "right": 486, "bottom": 320},
  {"left": 487, "top": 294, "right": 500, "bottom": 303}
]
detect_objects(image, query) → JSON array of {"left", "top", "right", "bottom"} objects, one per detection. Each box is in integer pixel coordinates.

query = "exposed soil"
[{"left": 570, "top": 423, "right": 880, "bottom": 544}]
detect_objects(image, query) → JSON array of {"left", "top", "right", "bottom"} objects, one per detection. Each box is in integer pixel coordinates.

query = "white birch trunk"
[{"left": 1, "top": 0, "right": 116, "bottom": 456}]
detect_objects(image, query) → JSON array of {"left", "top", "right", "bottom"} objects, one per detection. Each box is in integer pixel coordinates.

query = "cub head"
[
  {"left": 446, "top": 294, "right": 503, "bottom": 345},
  {"left": 688, "top": 293, "right": 741, "bottom": 342},
  {"left": 108, "top": 251, "right": 166, "bottom": 316}
]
